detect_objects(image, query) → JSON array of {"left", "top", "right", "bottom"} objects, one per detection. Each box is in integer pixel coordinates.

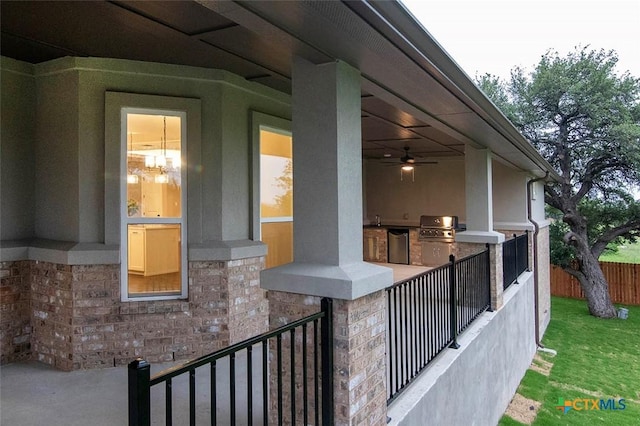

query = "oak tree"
[{"left": 478, "top": 47, "right": 640, "bottom": 317}]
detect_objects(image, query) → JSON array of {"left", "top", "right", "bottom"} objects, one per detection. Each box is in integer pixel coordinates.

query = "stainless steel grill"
[{"left": 418, "top": 215, "right": 459, "bottom": 243}]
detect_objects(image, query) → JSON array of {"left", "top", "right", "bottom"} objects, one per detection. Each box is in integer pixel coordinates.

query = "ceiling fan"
[{"left": 382, "top": 146, "right": 438, "bottom": 168}]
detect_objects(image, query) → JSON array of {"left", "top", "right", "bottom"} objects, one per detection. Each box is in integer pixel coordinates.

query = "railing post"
[
  {"left": 128, "top": 358, "right": 151, "bottom": 426},
  {"left": 448, "top": 254, "right": 460, "bottom": 349},
  {"left": 320, "top": 297, "right": 334, "bottom": 426},
  {"left": 513, "top": 234, "right": 519, "bottom": 285},
  {"left": 525, "top": 230, "right": 531, "bottom": 272}
]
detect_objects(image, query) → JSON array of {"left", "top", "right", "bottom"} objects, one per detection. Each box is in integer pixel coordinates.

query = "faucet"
[{"left": 375, "top": 215, "right": 381, "bottom": 226}]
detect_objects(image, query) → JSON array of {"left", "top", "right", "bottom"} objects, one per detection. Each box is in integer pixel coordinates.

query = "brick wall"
[
  {"left": 333, "top": 292, "right": 387, "bottom": 425},
  {"left": 1, "top": 256, "right": 268, "bottom": 371},
  {"left": 267, "top": 291, "right": 323, "bottom": 424},
  {"left": 226, "top": 258, "right": 269, "bottom": 343},
  {"left": 0, "top": 261, "right": 32, "bottom": 363},
  {"left": 30, "top": 261, "right": 75, "bottom": 369}
]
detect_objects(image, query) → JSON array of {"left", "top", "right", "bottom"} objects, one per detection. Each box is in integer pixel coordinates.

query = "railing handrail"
[
  {"left": 386, "top": 248, "right": 489, "bottom": 291},
  {"left": 149, "top": 310, "right": 326, "bottom": 385}
]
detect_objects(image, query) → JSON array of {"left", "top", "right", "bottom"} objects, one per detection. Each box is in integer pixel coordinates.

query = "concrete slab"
[{"left": 1, "top": 348, "right": 265, "bottom": 426}]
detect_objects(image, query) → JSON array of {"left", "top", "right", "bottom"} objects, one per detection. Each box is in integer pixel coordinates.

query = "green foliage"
[
  {"left": 549, "top": 219, "right": 575, "bottom": 267},
  {"left": 500, "top": 297, "right": 640, "bottom": 425},
  {"left": 478, "top": 47, "right": 640, "bottom": 266}
]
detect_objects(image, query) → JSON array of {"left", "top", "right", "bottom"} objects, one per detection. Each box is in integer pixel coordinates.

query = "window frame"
[
  {"left": 105, "top": 92, "right": 201, "bottom": 303},
  {"left": 120, "top": 108, "right": 188, "bottom": 301},
  {"left": 250, "top": 112, "right": 292, "bottom": 242}
]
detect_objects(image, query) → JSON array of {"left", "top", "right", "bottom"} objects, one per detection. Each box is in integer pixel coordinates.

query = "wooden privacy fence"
[{"left": 550, "top": 262, "right": 640, "bottom": 305}]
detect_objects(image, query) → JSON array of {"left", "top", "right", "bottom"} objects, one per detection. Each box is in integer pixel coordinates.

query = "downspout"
[{"left": 527, "top": 172, "right": 548, "bottom": 349}]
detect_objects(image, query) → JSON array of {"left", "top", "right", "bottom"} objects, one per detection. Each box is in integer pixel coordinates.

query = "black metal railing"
[
  {"left": 386, "top": 248, "right": 491, "bottom": 403},
  {"left": 503, "top": 232, "right": 529, "bottom": 291},
  {"left": 129, "top": 298, "right": 334, "bottom": 426}
]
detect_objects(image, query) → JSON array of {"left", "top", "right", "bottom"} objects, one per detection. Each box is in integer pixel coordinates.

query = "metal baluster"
[
  {"left": 247, "top": 346, "right": 253, "bottom": 426},
  {"left": 320, "top": 298, "right": 334, "bottom": 426},
  {"left": 277, "top": 334, "right": 282, "bottom": 425},
  {"left": 262, "top": 340, "right": 268, "bottom": 426},
  {"left": 230, "top": 354, "right": 236, "bottom": 426},
  {"left": 302, "top": 323, "right": 309, "bottom": 426},
  {"left": 189, "top": 368, "right": 196, "bottom": 426},
  {"left": 211, "top": 360, "right": 217, "bottom": 426},
  {"left": 314, "top": 319, "right": 319, "bottom": 426},
  {"left": 166, "top": 378, "right": 173, "bottom": 426},
  {"left": 449, "top": 255, "right": 460, "bottom": 349},
  {"left": 290, "top": 328, "right": 296, "bottom": 425},
  {"left": 393, "top": 287, "right": 399, "bottom": 395}
]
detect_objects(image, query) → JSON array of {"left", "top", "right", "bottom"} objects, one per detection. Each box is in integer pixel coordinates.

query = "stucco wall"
[
  {"left": 364, "top": 157, "right": 466, "bottom": 224},
  {"left": 1, "top": 56, "right": 290, "bottom": 247},
  {"left": 492, "top": 161, "right": 529, "bottom": 224},
  {"left": 364, "top": 157, "right": 534, "bottom": 228},
  {"left": 388, "top": 272, "right": 537, "bottom": 426},
  {"left": 536, "top": 224, "right": 551, "bottom": 335},
  {"left": 0, "top": 57, "right": 36, "bottom": 241}
]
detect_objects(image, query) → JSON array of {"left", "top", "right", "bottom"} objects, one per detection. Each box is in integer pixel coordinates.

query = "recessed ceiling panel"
[
  {"left": 112, "top": 0, "right": 235, "bottom": 36},
  {"left": 361, "top": 117, "right": 418, "bottom": 142},
  {"left": 361, "top": 97, "right": 429, "bottom": 128}
]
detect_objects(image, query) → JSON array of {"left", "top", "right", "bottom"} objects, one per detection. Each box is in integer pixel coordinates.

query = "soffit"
[{"left": 0, "top": 0, "right": 554, "bottom": 176}]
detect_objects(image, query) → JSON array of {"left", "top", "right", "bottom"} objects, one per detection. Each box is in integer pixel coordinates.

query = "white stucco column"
[
  {"left": 457, "top": 146, "right": 504, "bottom": 244},
  {"left": 261, "top": 57, "right": 392, "bottom": 299}
]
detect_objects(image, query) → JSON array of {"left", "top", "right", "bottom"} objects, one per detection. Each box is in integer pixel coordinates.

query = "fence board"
[{"left": 550, "top": 262, "right": 640, "bottom": 305}]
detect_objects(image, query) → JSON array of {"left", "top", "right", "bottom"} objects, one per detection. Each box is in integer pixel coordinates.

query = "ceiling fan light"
[{"left": 402, "top": 165, "right": 414, "bottom": 171}]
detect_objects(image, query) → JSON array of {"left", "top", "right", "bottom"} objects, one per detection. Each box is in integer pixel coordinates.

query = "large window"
[
  {"left": 121, "top": 110, "right": 187, "bottom": 300},
  {"left": 260, "top": 128, "right": 293, "bottom": 268}
]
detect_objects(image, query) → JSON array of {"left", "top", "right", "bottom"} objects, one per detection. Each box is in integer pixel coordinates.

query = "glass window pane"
[
  {"left": 260, "top": 130, "right": 292, "bottom": 218},
  {"left": 261, "top": 221, "right": 293, "bottom": 269},
  {"left": 127, "top": 224, "right": 182, "bottom": 296},
  {"left": 126, "top": 114, "right": 182, "bottom": 218},
  {"left": 260, "top": 129, "right": 293, "bottom": 268}
]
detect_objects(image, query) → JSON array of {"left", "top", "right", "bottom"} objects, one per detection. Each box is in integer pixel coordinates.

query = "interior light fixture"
[
  {"left": 400, "top": 165, "right": 415, "bottom": 182},
  {"left": 144, "top": 116, "right": 169, "bottom": 176}
]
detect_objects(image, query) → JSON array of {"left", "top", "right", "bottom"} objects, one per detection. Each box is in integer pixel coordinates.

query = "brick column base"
[{"left": 268, "top": 290, "right": 387, "bottom": 426}]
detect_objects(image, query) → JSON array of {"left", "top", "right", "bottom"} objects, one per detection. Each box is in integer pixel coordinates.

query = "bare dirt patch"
[
  {"left": 504, "top": 393, "right": 541, "bottom": 425},
  {"left": 529, "top": 354, "right": 553, "bottom": 376}
]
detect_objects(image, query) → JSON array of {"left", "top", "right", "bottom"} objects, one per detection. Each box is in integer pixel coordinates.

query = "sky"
[
  {"left": 401, "top": 0, "right": 640, "bottom": 198},
  {"left": 400, "top": 0, "right": 640, "bottom": 81}
]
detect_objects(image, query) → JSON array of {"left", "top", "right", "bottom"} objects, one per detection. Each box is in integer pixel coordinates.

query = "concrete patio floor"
[{"left": 1, "top": 350, "right": 264, "bottom": 426}]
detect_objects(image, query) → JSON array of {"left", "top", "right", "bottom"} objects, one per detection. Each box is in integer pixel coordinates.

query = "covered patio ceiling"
[{"left": 0, "top": 0, "right": 556, "bottom": 177}]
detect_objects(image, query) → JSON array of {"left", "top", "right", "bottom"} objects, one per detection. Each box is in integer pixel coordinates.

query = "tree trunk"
[{"left": 570, "top": 249, "right": 618, "bottom": 318}]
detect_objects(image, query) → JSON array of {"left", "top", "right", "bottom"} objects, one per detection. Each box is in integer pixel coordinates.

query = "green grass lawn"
[
  {"left": 599, "top": 241, "right": 640, "bottom": 264},
  {"left": 500, "top": 296, "right": 640, "bottom": 425}
]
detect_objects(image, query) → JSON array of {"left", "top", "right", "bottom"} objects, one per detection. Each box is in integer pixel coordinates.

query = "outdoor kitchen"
[
  {"left": 363, "top": 155, "right": 468, "bottom": 268},
  {"left": 364, "top": 215, "right": 464, "bottom": 267}
]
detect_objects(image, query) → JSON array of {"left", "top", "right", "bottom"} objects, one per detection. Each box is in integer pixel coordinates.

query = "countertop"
[{"left": 363, "top": 223, "right": 420, "bottom": 229}]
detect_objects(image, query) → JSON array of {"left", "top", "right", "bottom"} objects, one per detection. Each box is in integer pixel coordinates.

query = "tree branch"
[{"left": 591, "top": 218, "right": 640, "bottom": 258}]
